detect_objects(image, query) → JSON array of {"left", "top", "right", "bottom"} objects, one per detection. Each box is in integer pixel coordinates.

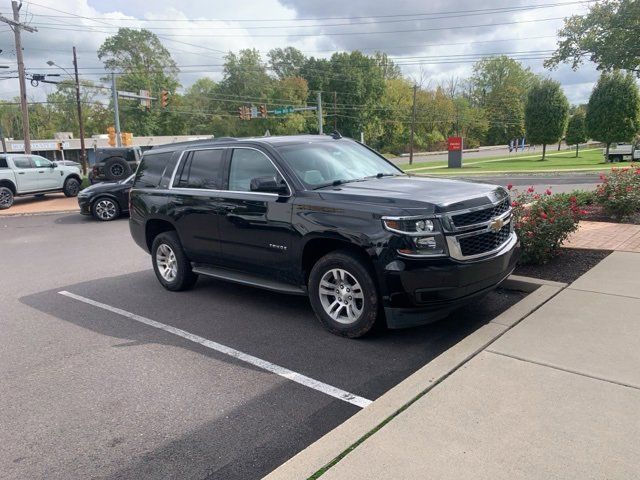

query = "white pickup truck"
[
  {"left": 0, "top": 153, "right": 82, "bottom": 209},
  {"left": 604, "top": 142, "right": 640, "bottom": 162}
]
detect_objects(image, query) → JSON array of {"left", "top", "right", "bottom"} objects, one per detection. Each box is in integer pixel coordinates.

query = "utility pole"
[
  {"left": 111, "top": 73, "right": 122, "bottom": 147},
  {"left": 0, "top": 2, "right": 38, "bottom": 154},
  {"left": 409, "top": 83, "right": 417, "bottom": 165},
  {"left": 317, "top": 91, "right": 323, "bottom": 135},
  {"left": 333, "top": 91, "right": 337, "bottom": 131},
  {"left": 72, "top": 47, "right": 87, "bottom": 174},
  {"left": 0, "top": 124, "right": 7, "bottom": 153}
]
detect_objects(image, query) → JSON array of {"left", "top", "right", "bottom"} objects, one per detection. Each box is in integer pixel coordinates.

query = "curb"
[
  {"left": 264, "top": 277, "right": 564, "bottom": 480},
  {"left": 0, "top": 209, "right": 79, "bottom": 218}
]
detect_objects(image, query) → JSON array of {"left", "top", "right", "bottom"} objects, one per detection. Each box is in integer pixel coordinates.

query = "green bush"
[
  {"left": 510, "top": 186, "right": 583, "bottom": 265},
  {"left": 554, "top": 189, "right": 596, "bottom": 206},
  {"left": 595, "top": 166, "right": 640, "bottom": 220}
]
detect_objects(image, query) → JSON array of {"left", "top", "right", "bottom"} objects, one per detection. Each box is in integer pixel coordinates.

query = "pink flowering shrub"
[
  {"left": 595, "top": 166, "right": 640, "bottom": 221},
  {"left": 509, "top": 185, "right": 583, "bottom": 265}
]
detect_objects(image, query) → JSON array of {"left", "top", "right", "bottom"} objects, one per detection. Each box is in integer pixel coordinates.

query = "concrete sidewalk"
[
  {"left": 0, "top": 193, "right": 78, "bottom": 216},
  {"left": 269, "top": 251, "right": 640, "bottom": 479}
]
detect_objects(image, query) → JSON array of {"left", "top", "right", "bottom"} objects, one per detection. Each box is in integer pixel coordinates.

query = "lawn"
[{"left": 399, "top": 148, "right": 616, "bottom": 174}]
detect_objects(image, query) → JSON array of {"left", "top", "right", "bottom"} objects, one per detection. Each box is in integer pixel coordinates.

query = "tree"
[
  {"left": 98, "top": 28, "right": 181, "bottom": 136},
  {"left": 484, "top": 85, "right": 525, "bottom": 146},
  {"left": 470, "top": 56, "right": 536, "bottom": 145},
  {"left": 565, "top": 110, "right": 588, "bottom": 157},
  {"left": 267, "top": 47, "right": 306, "bottom": 80},
  {"left": 545, "top": 0, "right": 640, "bottom": 76},
  {"left": 586, "top": 71, "right": 640, "bottom": 159},
  {"left": 524, "top": 79, "right": 569, "bottom": 160}
]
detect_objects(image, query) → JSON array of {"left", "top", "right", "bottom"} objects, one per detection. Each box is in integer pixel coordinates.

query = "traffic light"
[
  {"left": 121, "top": 132, "right": 133, "bottom": 146},
  {"left": 259, "top": 104, "right": 267, "bottom": 118},
  {"left": 238, "top": 105, "right": 251, "bottom": 121},
  {"left": 107, "top": 126, "right": 116, "bottom": 147},
  {"left": 161, "top": 90, "right": 169, "bottom": 109}
]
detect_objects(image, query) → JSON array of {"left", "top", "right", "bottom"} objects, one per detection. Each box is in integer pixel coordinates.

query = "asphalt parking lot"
[{"left": 1, "top": 212, "right": 525, "bottom": 480}]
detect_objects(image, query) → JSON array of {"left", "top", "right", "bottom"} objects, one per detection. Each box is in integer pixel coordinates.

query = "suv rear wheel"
[
  {"left": 308, "top": 250, "right": 379, "bottom": 338},
  {"left": 151, "top": 231, "right": 198, "bottom": 291}
]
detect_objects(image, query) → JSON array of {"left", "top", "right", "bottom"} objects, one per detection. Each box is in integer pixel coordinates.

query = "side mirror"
[
  {"left": 50, "top": 162, "right": 58, "bottom": 168},
  {"left": 250, "top": 176, "right": 288, "bottom": 195}
]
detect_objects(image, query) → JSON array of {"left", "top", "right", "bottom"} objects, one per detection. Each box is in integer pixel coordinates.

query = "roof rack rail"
[{"left": 329, "top": 130, "right": 342, "bottom": 139}]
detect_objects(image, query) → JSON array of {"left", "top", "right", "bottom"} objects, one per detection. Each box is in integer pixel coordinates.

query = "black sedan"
[{"left": 78, "top": 175, "right": 132, "bottom": 221}]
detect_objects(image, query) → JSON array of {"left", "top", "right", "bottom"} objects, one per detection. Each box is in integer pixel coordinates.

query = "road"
[
  {"left": 451, "top": 173, "right": 601, "bottom": 194},
  {"left": 0, "top": 213, "right": 524, "bottom": 480}
]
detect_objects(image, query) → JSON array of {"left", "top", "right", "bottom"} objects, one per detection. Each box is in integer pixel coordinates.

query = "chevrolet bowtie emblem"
[{"left": 489, "top": 217, "right": 504, "bottom": 233}]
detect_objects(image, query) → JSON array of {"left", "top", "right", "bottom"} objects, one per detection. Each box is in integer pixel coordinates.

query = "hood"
[
  {"left": 317, "top": 176, "right": 507, "bottom": 214},
  {"left": 80, "top": 180, "right": 128, "bottom": 195}
]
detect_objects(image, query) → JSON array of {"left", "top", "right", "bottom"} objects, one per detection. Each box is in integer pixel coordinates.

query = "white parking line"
[{"left": 58, "top": 290, "right": 372, "bottom": 409}]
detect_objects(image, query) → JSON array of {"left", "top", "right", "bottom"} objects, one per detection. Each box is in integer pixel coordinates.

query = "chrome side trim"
[{"left": 167, "top": 146, "right": 293, "bottom": 197}]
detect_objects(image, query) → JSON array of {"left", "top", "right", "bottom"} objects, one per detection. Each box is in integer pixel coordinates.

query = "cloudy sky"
[{"left": 0, "top": 0, "right": 598, "bottom": 105}]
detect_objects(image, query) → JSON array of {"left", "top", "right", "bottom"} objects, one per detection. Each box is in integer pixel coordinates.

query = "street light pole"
[
  {"left": 111, "top": 73, "right": 122, "bottom": 147},
  {"left": 72, "top": 47, "right": 87, "bottom": 175}
]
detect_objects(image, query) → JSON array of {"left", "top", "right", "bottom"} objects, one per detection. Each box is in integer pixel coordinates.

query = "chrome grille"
[
  {"left": 451, "top": 198, "right": 510, "bottom": 228},
  {"left": 458, "top": 223, "right": 512, "bottom": 257}
]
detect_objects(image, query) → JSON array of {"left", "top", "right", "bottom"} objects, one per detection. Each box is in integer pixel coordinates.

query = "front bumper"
[
  {"left": 78, "top": 197, "right": 92, "bottom": 215},
  {"left": 380, "top": 233, "right": 520, "bottom": 329}
]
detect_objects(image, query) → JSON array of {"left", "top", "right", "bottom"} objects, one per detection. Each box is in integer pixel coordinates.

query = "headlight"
[
  {"left": 382, "top": 216, "right": 437, "bottom": 236},
  {"left": 382, "top": 216, "right": 447, "bottom": 257}
]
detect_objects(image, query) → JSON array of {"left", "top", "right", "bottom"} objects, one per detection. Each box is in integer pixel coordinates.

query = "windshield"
[{"left": 276, "top": 140, "right": 403, "bottom": 189}]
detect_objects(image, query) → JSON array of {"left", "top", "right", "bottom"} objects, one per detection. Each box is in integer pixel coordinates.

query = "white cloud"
[{"left": 0, "top": 0, "right": 601, "bottom": 104}]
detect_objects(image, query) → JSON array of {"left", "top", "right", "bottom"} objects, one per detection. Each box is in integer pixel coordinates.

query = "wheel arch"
[
  {"left": 0, "top": 179, "right": 17, "bottom": 194},
  {"left": 145, "top": 218, "right": 178, "bottom": 252},
  {"left": 301, "top": 235, "right": 375, "bottom": 285}
]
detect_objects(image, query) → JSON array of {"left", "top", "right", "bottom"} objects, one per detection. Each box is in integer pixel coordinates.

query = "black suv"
[
  {"left": 129, "top": 135, "right": 519, "bottom": 337},
  {"left": 90, "top": 147, "right": 142, "bottom": 183}
]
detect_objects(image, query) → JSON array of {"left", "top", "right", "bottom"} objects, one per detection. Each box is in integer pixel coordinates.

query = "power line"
[
  {"left": 31, "top": 16, "right": 567, "bottom": 37},
  {"left": 23, "top": 0, "right": 592, "bottom": 23}
]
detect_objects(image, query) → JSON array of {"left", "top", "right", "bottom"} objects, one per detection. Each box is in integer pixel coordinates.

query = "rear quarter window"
[
  {"left": 0, "top": 158, "right": 7, "bottom": 168},
  {"left": 134, "top": 151, "right": 173, "bottom": 189}
]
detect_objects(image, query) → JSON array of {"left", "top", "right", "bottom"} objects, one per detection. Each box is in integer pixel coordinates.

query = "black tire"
[
  {"left": 151, "top": 231, "right": 198, "bottom": 291},
  {"left": 104, "top": 158, "right": 132, "bottom": 181},
  {"left": 308, "top": 250, "right": 379, "bottom": 338},
  {"left": 0, "top": 186, "right": 14, "bottom": 210},
  {"left": 63, "top": 177, "right": 80, "bottom": 197},
  {"left": 91, "top": 197, "right": 120, "bottom": 221}
]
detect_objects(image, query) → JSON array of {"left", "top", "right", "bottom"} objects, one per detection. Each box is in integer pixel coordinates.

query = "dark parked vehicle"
[
  {"left": 90, "top": 147, "right": 141, "bottom": 183},
  {"left": 78, "top": 175, "right": 132, "bottom": 221},
  {"left": 129, "top": 135, "right": 519, "bottom": 337}
]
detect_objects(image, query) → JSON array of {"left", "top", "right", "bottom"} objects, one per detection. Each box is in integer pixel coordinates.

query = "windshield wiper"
[
  {"left": 312, "top": 178, "right": 367, "bottom": 190},
  {"left": 366, "top": 172, "right": 405, "bottom": 179}
]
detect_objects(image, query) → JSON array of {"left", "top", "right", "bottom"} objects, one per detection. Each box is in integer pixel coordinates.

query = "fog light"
[
  {"left": 415, "top": 219, "right": 434, "bottom": 232},
  {"left": 415, "top": 236, "right": 437, "bottom": 249}
]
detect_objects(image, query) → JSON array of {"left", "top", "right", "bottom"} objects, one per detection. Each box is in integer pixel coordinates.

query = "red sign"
[{"left": 448, "top": 137, "right": 462, "bottom": 151}]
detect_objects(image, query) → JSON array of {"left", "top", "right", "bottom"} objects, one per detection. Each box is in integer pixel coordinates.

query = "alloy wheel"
[
  {"left": 318, "top": 268, "right": 364, "bottom": 325},
  {"left": 156, "top": 244, "right": 178, "bottom": 282},
  {"left": 95, "top": 199, "right": 117, "bottom": 220},
  {"left": 0, "top": 189, "right": 12, "bottom": 208}
]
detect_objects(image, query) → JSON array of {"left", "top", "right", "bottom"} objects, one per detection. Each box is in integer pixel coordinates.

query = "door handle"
[
  {"left": 38, "top": 171, "right": 45, "bottom": 173},
  {"left": 18, "top": 172, "right": 25, "bottom": 175}
]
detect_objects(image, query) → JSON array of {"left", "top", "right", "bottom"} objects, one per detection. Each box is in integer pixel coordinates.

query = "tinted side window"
[
  {"left": 135, "top": 152, "right": 172, "bottom": 188},
  {"left": 175, "top": 149, "right": 225, "bottom": 189},
  {"left": 228, "top": 149, "right": 279, "bottom": 192},
  {"left": 12, "top": 157, "right": 34, "bottom": 169},
  {"left": 0, "top": 158, "right": 7, "bottom": 168}
]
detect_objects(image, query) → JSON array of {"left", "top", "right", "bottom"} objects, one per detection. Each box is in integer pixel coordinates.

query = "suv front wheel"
[
  {"left": 308, "top": 251, "right": 379, "bottom": 338},
  {"left": 151, "top": 231, "right": 198, "bottom": 291}
]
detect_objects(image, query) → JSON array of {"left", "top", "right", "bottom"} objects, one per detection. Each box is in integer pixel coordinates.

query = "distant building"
[{"left": 2, "top": 134, "right": 214, "bottom": 165}]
